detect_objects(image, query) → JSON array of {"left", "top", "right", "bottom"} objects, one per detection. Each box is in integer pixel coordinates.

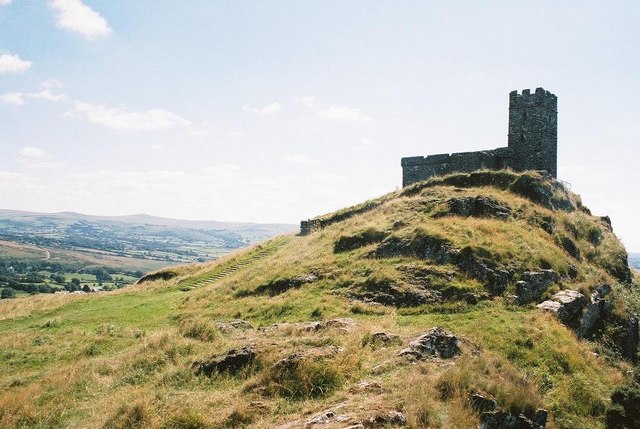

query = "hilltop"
[{"left": 1, "top": 171, "right": 639, "bottom": 429}]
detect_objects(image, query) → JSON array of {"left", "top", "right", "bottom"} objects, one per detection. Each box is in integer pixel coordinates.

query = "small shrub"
[
  {"left": 261, "top": 355, "right": 344, "bottom": 400},
  {"left": 104, "top": 402, "right": 150, "bottom": 429},
  {"left": 41, "top": 318, "right": 61, "bottom": 328},
  {"left": 161, "top": 409, "right": 210, "bottom": 429},
  {"left": 605, "top": 382, "right": 640, "bottom": 428},
  {"left": 179, "top": 320, "right": 217, "bottom": 342}
]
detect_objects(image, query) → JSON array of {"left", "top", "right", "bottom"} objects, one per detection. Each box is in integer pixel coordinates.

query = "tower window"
[
  {"left": 520, "top": 134, "right": 524, "bottom": 143},
  {"left": 522, "top": 111, "right": 527, "bottom": 122}
]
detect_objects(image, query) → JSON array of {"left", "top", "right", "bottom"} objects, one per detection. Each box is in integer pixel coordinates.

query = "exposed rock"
[
  {"left": 399, "top": 327, "right": 460, "bottom": 360},
  {"left": 334, "top": 229, "right": 388, "bottom": 253},
  {"left": 369, "top": 332, "right": 401, "bottom": 346},
  {"left": 248, "top": 274, "right": 319, "bottom": 296},
  {"left": 136, "top": 270, "right": 177, "bottom": 284},
  {"left": 341, "top": 425, "right": 365, "bottom": 429},
  {"left": 537, "top": 290, "right": 588, "bottom": 327},
  {"left": 364, "top": 411, "right": 406, "bottom": 428},
  {"left": 349, "top": 278, "right": 442, "bottom": 307},
  {"left": 305, "top": 410, "right": 337, "bottom": 426},
  {"left": 349, "top": 381, "right": 384, "bottom": 394},
  {"left": 479, "top": 410, "right": 546, "bottom": 429},
  {"left": 296, "top": 318, "right": 356, "bottom": 332},
  {"left": 559, "top": 236, "right": 581, "bottom": 259},
  {"left": 215, "top": 319, "right": 254, "bottom": 333},
  {"left": 469, "top": 393, "right": 497, "bottom": 413},
  {"left": 515, "top": 270, "right": 558, "bottom": 304},
  {"left": 445, "top": 196, "right": 511, "bottom": 219},
  {"left": 375, "top": 233, "right": 512, "bottom": 295},
  {"left": 192, "top": 345, "right": 255, "bottom": 376},
  {"left": 532, "top": 409, "right": 549, "bottom": 427},
  {"left": 567, "top": 264, "right": 578, "bottom": 279},
  {"left": 622, "top": 316, "right": 640, "bottom": 362},
  {"left": 576, "top": 285, "right": 613, "bottom": 338}
]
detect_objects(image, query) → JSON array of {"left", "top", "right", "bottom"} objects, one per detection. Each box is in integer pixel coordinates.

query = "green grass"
[{"left": 0, "top": 171, "right": 635, "bottom": 428}]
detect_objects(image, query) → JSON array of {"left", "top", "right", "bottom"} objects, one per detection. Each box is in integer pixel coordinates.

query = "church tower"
[{"left": 507, "top": 88, "right": 558, "bottom": 178}]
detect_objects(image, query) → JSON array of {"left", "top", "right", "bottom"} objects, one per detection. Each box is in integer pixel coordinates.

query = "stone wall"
[
  {"left": 401, "top": 147, "right": 514, "bottom": 187},
  {"left": 401, "top": 88, "right": 557, "bottom": 187}
]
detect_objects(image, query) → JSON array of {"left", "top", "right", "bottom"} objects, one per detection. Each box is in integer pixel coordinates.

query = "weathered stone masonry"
[{"left": 401, "top": 88, "right": 557, "bottom": 187}]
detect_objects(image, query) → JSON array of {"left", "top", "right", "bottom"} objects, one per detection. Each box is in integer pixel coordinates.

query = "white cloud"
[
  {"left": 318, "top": 105, "right": 373, "bottom": 123},
  {"left": 295, "top": 96, "right": 316, "bottom": 108},
  {"left": 71, "top": 102, "right": 191, "bottom": 130},
  {"left": 0, "top": 92, "right": 26, "bottom": 106},
  {"left": 41, "top": 78, "right": 64, "bottom": 89},
  {"left": 283, "top": 153, "right": 317, "bottom": 165},
  {"left": 243, "top": 102, "right": 282, "bottom": 115},
  {"left": 0, "top": 89, "right": 68, "bottom": 106},
  {"left": 17, "top": 147, "right": 62, "bottom": 170},
  {"left": 49, "top": 0, "right": 112, "bottom": 40},
  {"left": 0, "top": 166, "right": 355, "bottom": 224},
  {"left": 0, "top": 0, "right": 13, "bottom": 6},
  {"left": 0, "top": 54, "right": 32, "bottom": 73},
  {"left": 19, "top": 147, "right": 48, "bottom": 159}
]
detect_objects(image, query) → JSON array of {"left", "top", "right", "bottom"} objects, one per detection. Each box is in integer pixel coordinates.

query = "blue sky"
[{"left": 1, "top": 1, "right": 639, "bottom": 251}]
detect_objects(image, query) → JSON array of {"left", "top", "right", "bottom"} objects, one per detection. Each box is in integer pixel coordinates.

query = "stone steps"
[{"left": 179, "top": 240, "right": 287, "bottom": 291}]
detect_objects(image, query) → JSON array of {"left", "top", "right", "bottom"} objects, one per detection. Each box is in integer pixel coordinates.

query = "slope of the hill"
[{"left": 0, "top": 171, "right": 638, "bottom": 429}]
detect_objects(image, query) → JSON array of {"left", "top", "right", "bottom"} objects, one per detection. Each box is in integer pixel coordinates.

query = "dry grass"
[{"left": 0, "top": 171, "right": 633, "bottom": 428}]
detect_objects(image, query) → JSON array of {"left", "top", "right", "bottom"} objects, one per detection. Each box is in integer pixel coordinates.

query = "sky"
[{"left": 0, "top": 1, "right": 639, "bottom": 251}]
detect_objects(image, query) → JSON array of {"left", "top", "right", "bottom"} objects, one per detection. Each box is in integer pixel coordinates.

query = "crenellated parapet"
[{"left": 402, "top": 88, "right": 558, "bottom": 187}]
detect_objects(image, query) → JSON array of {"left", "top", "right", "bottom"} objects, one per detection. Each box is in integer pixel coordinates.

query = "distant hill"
[
  {"left": 629, "top": 253, "right": 640, "bottom": 270},
  {"left": 0, "top": 209, "right": 295, "bottom": 295},
  {"left": 0, "top": 209, "right": 296, "bottom": 266},
  {"left": 1, "top": 171, "right": 638, "bottom": 428}
]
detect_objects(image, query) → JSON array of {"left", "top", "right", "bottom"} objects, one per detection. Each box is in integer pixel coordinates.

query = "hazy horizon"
[{"left": 1, "top": 2, "right": 639, "bottom": 251}]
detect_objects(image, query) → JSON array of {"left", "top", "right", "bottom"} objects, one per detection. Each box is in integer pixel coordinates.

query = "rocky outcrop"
[
  {"left": 622, "top": 316, "right": 640, "bottom": 362},
  {"left": 445, "top": 196, "right": 511, "bottom": 219},
  {"left": 537, "top": 285, "right": 613, "bottom": 339},
  {"left": 349, "top": 279, "right": 442, "bottom": 307},
  {"left": 537, "top": 290, "right": 588, "bottom": 328},
  {"left": 375, "top": 233, "right": 511, "bottom": 295},
  {"left": 241, "top": 273, "right": 319, "bottom": 297},
  {"left": 215, "top": 319, "right": 254, "bottom": 333},
  {"left": 334, "top": 229, "right": 388, "bottom": 253},
  {"left": 192, "top": 345, "right": 255, "bottom": 376},
  {"left": 368, "top": 332, "right": 401, "bottom": 346},
  {"left": 399, "top": 327, "right": 460, "bottom": 360},
  {"left": 515, "top": 270, "right": 558, "bottom": 304},
  {"left": 479, "top": 409, "right": 547, "bottom": 429},
  {"left": 296, "top": 318, "right": 356, "bottom": 332},
  {"left": 469, "top": 393, "right": 497, "bottom": 413},
  {"left": 136, "top": 270, "right": 177, "bottom": 284},
  {"left": 363, "top": 411, "right": 406, "bottom": 428}
]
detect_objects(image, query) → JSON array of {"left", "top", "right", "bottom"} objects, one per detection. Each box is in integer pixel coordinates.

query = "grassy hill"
[
  {"left": 0, "top": 210, "right": 295, "bottom": 296},
  {"left": 1, "top": 171, "right": 638, "bottom": 429}
]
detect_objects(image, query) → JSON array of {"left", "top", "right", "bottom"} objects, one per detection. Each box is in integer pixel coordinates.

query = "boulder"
[
  {"left": 399, "top": 327, "right": 460, "bottom": 360},
  {"left": 516, "top": 270, "right": 559, "bottom": 304},
  {"left": 215, "top": 319, "right": 254, "bottom": 333},
  {"left": 537, "top": 290, "right": 588, "bottom": 327},
  {"left": 297, "top": 318, "right": 356, "bottom": 332},
  {"left": 576, "top": 285, "right": 613, "bottom": 338},
  {"left": 369, "top": 332, "right": 402, "bottom": 346},
  {"left": 479, "top": 410, "right": 546, "bottom": 429},
  {"left": 364, "top": 411, "right": 406, "bottom": 428},
  {"left": 469, "top": 393, "right": 497, "bottom": 413},
  {"left": 193, "top": 345, "right": 255, "bottom": 376}
]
